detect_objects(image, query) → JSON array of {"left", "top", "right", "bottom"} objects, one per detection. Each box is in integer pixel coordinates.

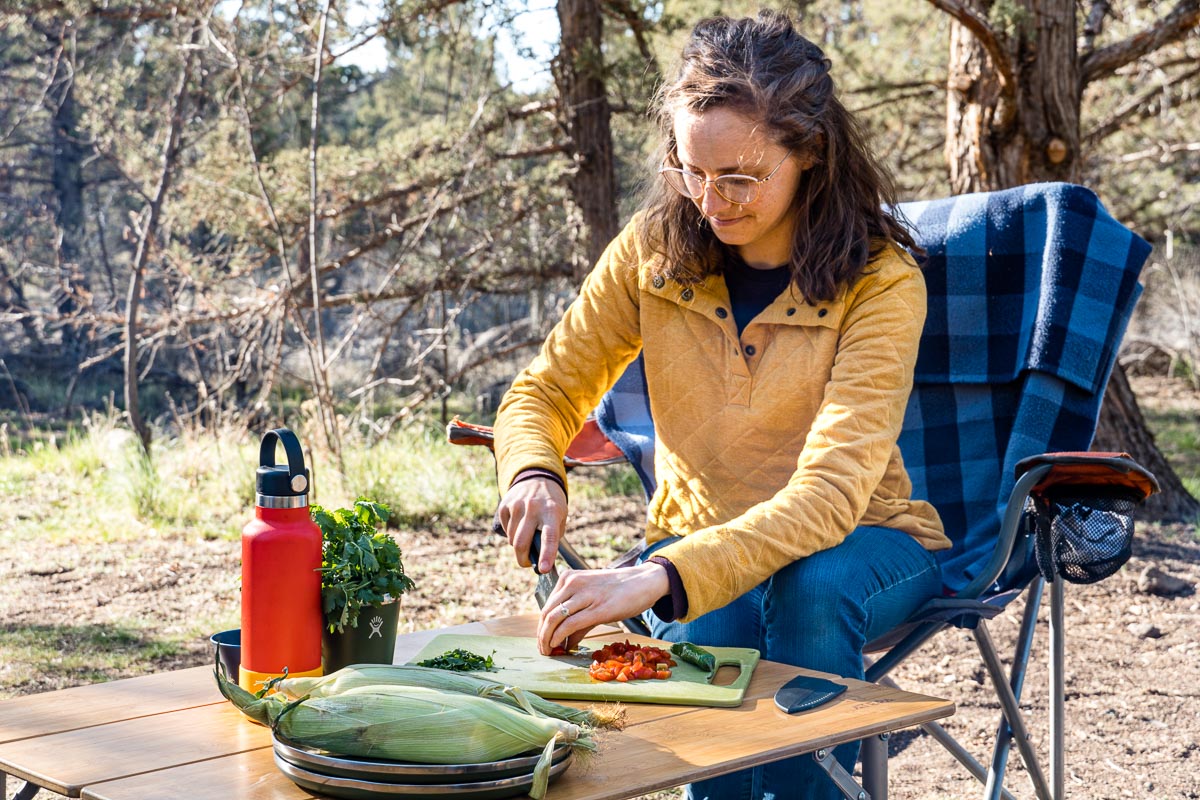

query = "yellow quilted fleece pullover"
[{"left": 495, "top": 217, "right": 949, "bottom": 621}]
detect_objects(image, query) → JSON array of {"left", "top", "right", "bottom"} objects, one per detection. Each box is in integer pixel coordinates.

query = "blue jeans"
[{"left": 640, "top": 525, "right": 941, "bottom": 800}]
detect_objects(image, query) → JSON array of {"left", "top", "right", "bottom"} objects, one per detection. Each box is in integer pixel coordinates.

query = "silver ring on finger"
[{"left": 558, "top": 603, "right": 571, "bottom": 618}]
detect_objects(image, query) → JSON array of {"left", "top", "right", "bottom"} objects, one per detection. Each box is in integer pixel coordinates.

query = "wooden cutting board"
[{"left": 406, "top": 634, "right": 760, "bottom": 708}]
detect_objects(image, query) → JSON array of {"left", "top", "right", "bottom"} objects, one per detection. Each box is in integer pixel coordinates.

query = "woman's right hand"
[{"left": 494, "top": 476, "right": 568, "bottom": 574}]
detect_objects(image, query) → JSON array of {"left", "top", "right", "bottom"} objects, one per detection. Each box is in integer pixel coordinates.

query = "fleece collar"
[{"left": 642, "top": 271, "right": 846, "bottom": 331}]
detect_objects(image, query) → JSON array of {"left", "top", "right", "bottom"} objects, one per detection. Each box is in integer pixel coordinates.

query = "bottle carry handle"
[{"left": 260, "top": 428, "right": 307, "bottom": 481}]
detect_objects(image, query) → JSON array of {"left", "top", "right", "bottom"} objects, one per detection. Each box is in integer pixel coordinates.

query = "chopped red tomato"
[{"left": 587, "top": 639, "right": 677, "bottom": 683}]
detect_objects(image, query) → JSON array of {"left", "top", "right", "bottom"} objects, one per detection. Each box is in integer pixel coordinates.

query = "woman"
[{"left": 494, "top": 11, "right": 950, "bottom": 799}]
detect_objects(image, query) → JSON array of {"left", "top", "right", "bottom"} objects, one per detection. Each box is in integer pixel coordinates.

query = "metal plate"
[
  {"left": 273, "top": 750, "right": 572, "bottom": 800},
  {"left": 273, "top": 734, "right": 572, "bottom": 784}
]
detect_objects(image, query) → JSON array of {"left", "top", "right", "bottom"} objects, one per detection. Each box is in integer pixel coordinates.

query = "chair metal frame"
[{"left": 449, "top": 417, "right": 1155, "bottom": 800}]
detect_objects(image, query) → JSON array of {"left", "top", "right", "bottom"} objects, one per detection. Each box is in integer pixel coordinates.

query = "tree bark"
[
  {"left": 554, "top": 0, "right": 618, "bottom": 278},
  {"left": 943, "top": 0, "right": 1080, "bottom": 193},
  {"left": 935, "top": 0, "right": 1198, "bottom": 517}
]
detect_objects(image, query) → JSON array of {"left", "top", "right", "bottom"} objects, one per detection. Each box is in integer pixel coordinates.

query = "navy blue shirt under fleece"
[{"left": 647, "top": 255, "right": 792, "bottom": 621}]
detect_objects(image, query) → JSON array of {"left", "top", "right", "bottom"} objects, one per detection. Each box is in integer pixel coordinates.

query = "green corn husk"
[
  {"left": 214, "top": 664, "right": 291, "bottom": 726},
  {"left": 271, "top": 663, "right": 624, "bottom": 730},
  {"left": 215, "top": 667, "right": 592, "bottom": 800},
  {"left": 275, "top": 684, "right": 591, "bottom": 761},
  {"left": 278, "top": 685, "right": 592, "bottom": 799}
]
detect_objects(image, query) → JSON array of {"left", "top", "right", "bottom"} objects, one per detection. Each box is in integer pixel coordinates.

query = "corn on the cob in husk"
[
  {"left": 271, "top": 663, "right": 623, "bottom": 729},
  {"left": 214, "top": 667, "right": 592, "bottom": 800},
  {"left": 274, "top": 684, "right": 590, "bottom": 761}
]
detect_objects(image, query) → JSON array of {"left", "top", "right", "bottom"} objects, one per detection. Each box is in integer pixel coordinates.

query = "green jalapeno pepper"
[{"left": 670, "top": 641, "right": 717, "bottom": 674}]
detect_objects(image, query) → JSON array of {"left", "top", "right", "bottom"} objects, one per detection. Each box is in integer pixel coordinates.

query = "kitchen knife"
[
  {"left": 527, "top": 529, "right": 562, "bottom": 609},
  {"left": 492, "top": 516, "right": 561, "bottom": 608}
]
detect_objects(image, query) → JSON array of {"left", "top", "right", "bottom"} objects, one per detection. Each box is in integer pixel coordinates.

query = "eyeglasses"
[{"left": 659, "top": 150, "right": 792, "bottom": 205}]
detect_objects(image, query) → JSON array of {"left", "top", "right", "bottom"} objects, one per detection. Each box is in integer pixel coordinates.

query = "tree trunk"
[
  {"left": 944, "top": 0, "right": 1081, "bottom": 193},
  {"left": 940, "top": 0, "right": 1198, "bottom": 517},
  {"left": 303, "top": 0, "right": 344, "bottom": 465},
  {"left": 50, "top": 61, "right": 92, "bottom": 361},
  {"left": 124, "top": 21, "right": 199, "bottom": 456},
  {"left": 553, "top": 0, "right": 618, "bottom": 278},
  {"left": 1094, "top": 361, "right": 1200, "bottom": 520}
]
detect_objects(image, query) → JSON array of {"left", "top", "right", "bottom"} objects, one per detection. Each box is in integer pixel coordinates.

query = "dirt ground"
[{"left": 2, "top": 381, "right": 1198, "bottom": 800}]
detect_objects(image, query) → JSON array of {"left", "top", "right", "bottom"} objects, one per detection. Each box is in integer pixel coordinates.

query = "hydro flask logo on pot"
[{"left": 368, "top": 615, "right": 384, "bottom": 638}]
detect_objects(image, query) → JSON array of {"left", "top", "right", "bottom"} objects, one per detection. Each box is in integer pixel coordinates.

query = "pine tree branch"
[
  {"left": 1085, "top": 64, "right": 1200, "bottom": 145},
  {"left": 1081, "top": 0, "right": 1200, "bottom": 86},
  {"left": 850, "top": 86, "right": 942, "bottom": 114},
  {"left": 845, "top": 79, "right": 945, "bottom": 95},
  {"left": 923, "top": 0, "right": 1015, "bottom": 91},
  {"left": 601, "top": 0, "right": 659, "bottom": 75},
  {"left": 1081, "top": 0, "right": 1112, "bottom": 54},
  {"left": 1118, "top": 141, "right": 1200, "bottom": 164}
]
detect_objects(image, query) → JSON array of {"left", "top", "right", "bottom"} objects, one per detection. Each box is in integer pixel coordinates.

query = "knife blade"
[
  {"left": 492, "top": 516, "right": 562, "bottom": 608},
  {"left": 546, "top": 644, "right": 595, "bottom": 667},
  {"left": 528, "top": 529, "right": 561, "bottom": 609}
]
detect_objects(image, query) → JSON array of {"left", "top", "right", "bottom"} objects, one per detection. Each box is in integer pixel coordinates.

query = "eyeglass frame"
[{"left": 658, "top": 149, "right": 793, "bottom": 206}]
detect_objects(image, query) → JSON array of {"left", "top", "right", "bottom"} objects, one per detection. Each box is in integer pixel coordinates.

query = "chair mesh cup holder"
[{"left": 1031, "top": 488, "right": 1140, "bottom": 584}]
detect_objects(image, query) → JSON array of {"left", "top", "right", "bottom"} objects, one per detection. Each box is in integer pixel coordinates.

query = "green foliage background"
[{"left": 0, "top": 0, "right": 1195, "bottom": 445}]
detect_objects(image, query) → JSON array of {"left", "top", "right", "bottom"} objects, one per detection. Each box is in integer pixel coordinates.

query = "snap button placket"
[
  {"left": 744, "top": 344, "right": 757, "bottom": 356},
  {"left": 652, "top": 275, "right": 665, "bottom": 289},
  {"left": 716, "top": 307, "right": 728, "bottom": 319},
  {"left": 681, "top": 287, "right": 694, "bottom": 302}
]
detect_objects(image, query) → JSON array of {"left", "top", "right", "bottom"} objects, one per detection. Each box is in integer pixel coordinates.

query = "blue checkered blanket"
[{"left": 596, "top": 183, "right": 1152, "bottom": 593}]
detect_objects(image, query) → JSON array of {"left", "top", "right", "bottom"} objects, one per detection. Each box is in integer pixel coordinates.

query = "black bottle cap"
[{"left": 256, "top": 428, "right": 310, "bottom": 499}]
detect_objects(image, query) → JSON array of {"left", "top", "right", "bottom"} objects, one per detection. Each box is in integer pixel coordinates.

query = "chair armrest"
[
  {"left": 446, "top": 417, "right": 497, "bottom": 450},
  {"left": 1015, "top": 451, "right": 1159, "bottom": 502},
  {"left": 958, "top": 453, "right": 1158, "bottom": 598},
  {"left": 1015, "top": 452, "right": 1158, "bottom": 586},
  {"left": 446, "top": 416, "right": 630, "bottom": 468}
]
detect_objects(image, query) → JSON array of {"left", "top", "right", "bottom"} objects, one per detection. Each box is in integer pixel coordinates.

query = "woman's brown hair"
[{"left": 641, "top": 10, "right": 921, "bottom": 304}]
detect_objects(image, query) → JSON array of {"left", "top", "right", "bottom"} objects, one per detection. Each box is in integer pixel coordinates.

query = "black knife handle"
[
  {"left": 492, "top": 516, "right": 547, "bottom": 575},
  {"left": 530, "top": 529, "right": 545, "bottom": 575}
]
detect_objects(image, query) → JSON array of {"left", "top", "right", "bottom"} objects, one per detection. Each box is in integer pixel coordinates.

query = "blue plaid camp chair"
[{"left": 448, "top": 182, "right": 1159, "bottom": 800}]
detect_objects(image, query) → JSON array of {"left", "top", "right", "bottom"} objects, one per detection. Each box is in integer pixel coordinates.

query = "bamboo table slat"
[
  {"left": 0, "top": 615, "right": 954, "bottom": 800},
  {"left": 0, "top": 667, "right": 218, "bottom": 745},
  {"left": 1, "top": 702, "right": 267, "bottom": 796}
]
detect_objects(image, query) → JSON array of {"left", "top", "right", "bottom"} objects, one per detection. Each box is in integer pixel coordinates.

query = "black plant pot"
[{"left": 321, "top": 600, "right": 401, "bottom": 673}]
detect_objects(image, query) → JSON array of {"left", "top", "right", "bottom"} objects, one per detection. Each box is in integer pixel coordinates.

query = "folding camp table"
[{"left": 0, "top": 614, "right": 952, "bottom": 800}]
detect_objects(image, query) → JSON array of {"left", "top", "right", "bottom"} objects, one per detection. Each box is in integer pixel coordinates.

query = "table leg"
[
  {"left": 813, "top": 748, "right": 869, "bottom": 800},
  {"left": 9, "top": 777, "right": 41, "bottom": 800}
]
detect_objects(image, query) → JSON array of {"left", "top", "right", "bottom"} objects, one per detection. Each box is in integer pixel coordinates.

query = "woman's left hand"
[{"left": 537, "top": 561, "right": 670, "bottom": 655}]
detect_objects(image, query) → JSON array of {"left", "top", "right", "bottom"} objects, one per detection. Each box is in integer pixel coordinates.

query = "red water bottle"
[{"left": 240, "top": 428, "right": 324, "bottom": 691}]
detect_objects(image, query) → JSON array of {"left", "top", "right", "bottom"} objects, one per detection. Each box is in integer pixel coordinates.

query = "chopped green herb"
[{"left": 416, "top": 648, "right": 497, "bottom": 672}]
